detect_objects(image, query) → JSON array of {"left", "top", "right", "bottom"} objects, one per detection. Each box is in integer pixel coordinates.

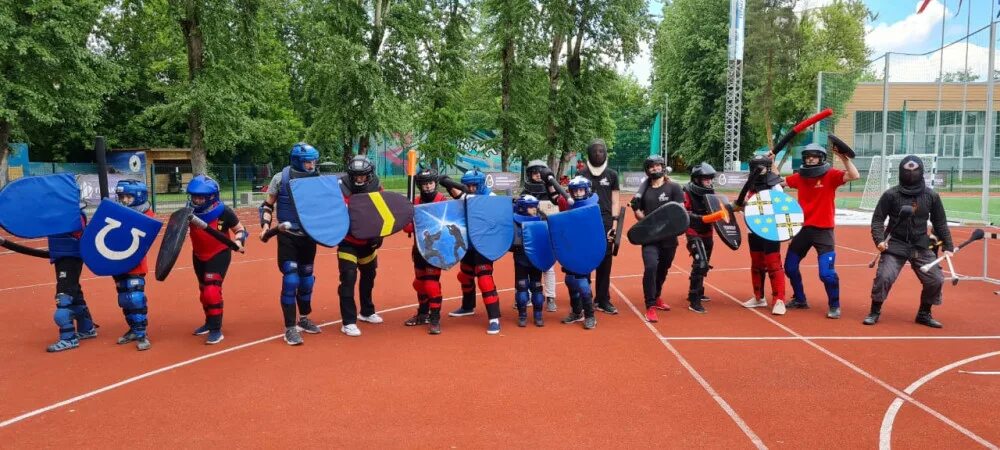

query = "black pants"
[
  {"left": 872, "top": 248, "right": 944, "bottom": 307},
  {"left": 642, "top": 243, "right": 677, "bottom": 308},
  {"left": 54, "top": 257, "right": 84, "bottom": 298},
  {"left": 686, "top": 235, "right": 714, "bottom": 302},
  {"left": 338, "top": 241, "right": 378, "bottom": 325}
]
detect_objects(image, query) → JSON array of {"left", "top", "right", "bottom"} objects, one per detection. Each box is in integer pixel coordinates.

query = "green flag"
[{"left": 649, "top": 113, "right": 662, "bottom": 156}]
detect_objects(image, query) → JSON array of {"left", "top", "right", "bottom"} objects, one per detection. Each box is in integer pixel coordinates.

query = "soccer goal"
[{"left": 859, "top": 154, "right": 939, "bottom": 211}]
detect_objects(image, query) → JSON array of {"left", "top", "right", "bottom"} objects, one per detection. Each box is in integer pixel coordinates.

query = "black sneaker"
[
  {"left": 517, "top": 313, "right": 528, "bottom": 327},
  {"left": 688, "top": 300, "right": 707, "bottom": 314},
  {"left": 786, "top": 297, "right": 810, "bottom": 309},
  {"left": 428, "top": 319, "right": 442, "bottom": 335},
  {"left": 404, "top": 313, "right": 430, "bottom": 326},
  {"left": 916, "top": 312, "right": 943, "bottom": 328},
  {"left": 583, "top": 316, "right": 597, "bottom": 329},
  {"left": 533, "top": 310, "right": 544, "bottom": 327},
  {"left": 596, "top": 302, "right": 619, "bottom": 315},
  {"left": 862, "top": 313, "right": 880, "bottom": 325},
  {"left": 561, "top": 312, "right": 584, "bottom": 324},
  {"left": 117, "top": 330, "right": 139, "bottom": 345}
]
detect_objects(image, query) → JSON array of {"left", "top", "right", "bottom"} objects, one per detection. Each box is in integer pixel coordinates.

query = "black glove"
[{"left": 372, "top": 237, "right": 384, "bottom": 249}]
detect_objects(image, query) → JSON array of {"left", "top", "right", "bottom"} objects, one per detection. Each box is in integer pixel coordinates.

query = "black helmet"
[
  {"left": 748, "top": 154, "right": 771, "bottom": 173},
  {"left": 414, "top": 167, "right": 439, "bottom": 185},
  {"left": 347, "top": 156, "right": 375, "bottom": 186},
  {"left": 690, "top": 162, "right": 717, "bottom": 181},
  {"left": 643, "top": 155, "right": 667, "bottom": 177}
]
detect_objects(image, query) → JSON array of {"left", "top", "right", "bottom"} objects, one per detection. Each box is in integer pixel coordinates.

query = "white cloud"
[
  {"left": 865, "top": 0, "right": 949, "bottom": 56},
  {"left": 884, "top": 41, "right": 996, "bottom": 82}
]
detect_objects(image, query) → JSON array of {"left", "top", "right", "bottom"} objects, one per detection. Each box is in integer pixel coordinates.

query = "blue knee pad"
[
  {"left": 298, "top": 264, "right": 315, "bottom": 304},
  {"left": 116, "top": 276, "right": 148, "bottom": 331},
  {"left": 515, "top": 278, "right": 530, "bottom": 308},
  {"left": 53, "top": 293, "right": 76, "bottom": 340},
  {"left": 281, "top": 261, "right": 300, "bottom": 305},
  {"left": 784, "top": 251, "right": 806, "bottom": 301},
  {"left": 567, "top": 274, "right": 592, "bottom": 299},
  {"left": 818, "top": 251, "right": 840, "bottom": 306},
  {"left": 531, "top": 280, "right": 544, "bottom": 308}
]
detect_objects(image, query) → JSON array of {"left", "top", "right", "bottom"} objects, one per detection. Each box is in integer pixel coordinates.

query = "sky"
[{"left": 618, "top": 0, "right": 1000, "bottom": 85}]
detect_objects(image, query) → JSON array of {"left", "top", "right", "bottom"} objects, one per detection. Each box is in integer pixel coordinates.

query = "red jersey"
[
  {"left": 127, "top": 208, "right": 157, "bottom": 275},
  {"left": 189, "top": 206, "right": 240, "bottom": 261},
  {"left": 785, "top": 168, "right": 845, "bottom": 228}
]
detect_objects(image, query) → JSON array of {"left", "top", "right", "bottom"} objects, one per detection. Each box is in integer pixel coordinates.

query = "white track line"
[
  {"left": 958, "top": 370, "right": 1000, "bottom": 375},
  {"left": 0, "top": 288, "right": 513, "bottom": 429},
  {"left": 611, "top": 284, "right": 768, "bottom": 450},
  {"left": 663, "top": 336, "right": 1000, "bottom": 341},
  {"left": 879, "top": 352, "right": 1000, "bottom": 450},
  {"left": 685, "top": 270, "right": 998, "bottom": 449}
]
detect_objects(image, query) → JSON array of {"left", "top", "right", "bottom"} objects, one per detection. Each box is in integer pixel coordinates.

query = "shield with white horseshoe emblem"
[{"left": 81, "top": 199, "right": 163, "bottom": 276}]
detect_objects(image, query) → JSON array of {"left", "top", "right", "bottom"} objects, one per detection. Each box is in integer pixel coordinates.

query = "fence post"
[
  {"left": 232, "top": 164, "right": 238, "bottom": 206},
  {"left": 950, "top": 167, "right": 954, "bottom": 192},
  {"left": 150, "top": 162, "right": 157, "bottom": 213}
]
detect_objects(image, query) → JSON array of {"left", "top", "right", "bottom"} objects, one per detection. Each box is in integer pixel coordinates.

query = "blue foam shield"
[
  {"left": 742, "top": 189, "right": 804, "bottom": 242},
  {"left": 0, "top": 174, "right": 83, "bottom": 238},
  {"left": 522, "top": 220, "right": 555, "bottom": 271},
  {"left": 547, "top": 204, "right": 606, "bottom": 274},
  {"left": 290, "top": 176, "right": 350, "bottom": 247},
  {"left": 81, "top": 199, "right": 163, "bottom": 276},
  {"left": 413, "top": 200, "right": 468, "bottom": 270},
  {"left": 466, "top": 195, "right": 514, "bottom": 262}
]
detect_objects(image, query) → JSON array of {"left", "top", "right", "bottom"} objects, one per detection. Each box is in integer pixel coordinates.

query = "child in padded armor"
[
  {"left": 521, "top": 161, "right": 559, "bottom": 311},
  {"left": 511, "top": 194, "right": 546, "bottom": 327},
  {"left": 113, "top": 179, "right": 156, "bottom": 351},
  {"left": 733, "top": 154, "right": 788, "bottom": 315},
  {"left": 549, "top": 176, "right": 598, "bottom": 330},
  {"left": 682, "top": 163, "right": 726, "bottom": 314},
  {"left": 0, "top": 209, "right": 97, "bottom": 352},
  {"left": 186, "top": 175, "right": 247, "bottom": 345},
  {"left": 447, "top": 169, "right": 503, "bottom": 335},
  {"left": 259, "top": 143, "right": 322, "bottom": 346},
  {"left": 402, "top": 167, "right": 466, "bottom": 335}
]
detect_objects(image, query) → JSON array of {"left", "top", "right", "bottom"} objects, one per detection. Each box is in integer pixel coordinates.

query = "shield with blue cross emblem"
[{"left": 742, "top": 189, "right": 804, "bottom": 242}]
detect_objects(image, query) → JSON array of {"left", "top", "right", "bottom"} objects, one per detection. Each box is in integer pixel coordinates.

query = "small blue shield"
[
  {"left": 548, "top": 204, "right": 606, "bottom": 275},
  {"left": 81, "top": 199, "right": 162, "bottom": 276},
  {"left": 743, "top": 189, "right": 804, "bottom": 242},
  {"left": 522, "top": 220, "right": 555, "bottom": 271},
  {"left": 290, "top": 176, "right": 350, "bottom": 247},
  {"left": 466, "top": 195, "right": 514, "bottom": 262},
  {"left": 0, "top": 174, "right": 83, "bottom": 238},
  {"left": 413, "top": 200, "right": 469, "bottom": 270}
]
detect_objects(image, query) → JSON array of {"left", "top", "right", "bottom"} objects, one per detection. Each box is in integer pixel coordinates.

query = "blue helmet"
[
  {"left": 290, "top": 142, "right": 319, "bottom": 172},
  {"left": 186, "top": 174, "right": 221, "bottom": 213},
  {"left": 115, "top": 179, "right": 148, "bottom": 207},
  {"left": 515, "top": 194, "right": 539, "bottom": 215},
  {"left": 568, "top": 176, "right": 592, "bottom": 201},
  {"left": 461, "top": 169, "right": 490, "bottom": 195}
]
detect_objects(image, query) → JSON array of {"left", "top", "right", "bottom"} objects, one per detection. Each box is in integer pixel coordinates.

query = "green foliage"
[
  {"left": 0, "top": 0, "right": 116, "bottom": 162},
  {"left": 652, "top": 0, "right": 729, "bottom": 167}
]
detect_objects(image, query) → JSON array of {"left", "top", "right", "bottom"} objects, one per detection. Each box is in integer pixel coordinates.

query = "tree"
[
  {"left": 938, "top": 69, "right": 979, "bottom": 82},
  {"left": 540, "top": 0, "right": 651, "bottom": 175},
  {"left": 785, "top": 0, "right": 870, "bottom": 133},
  {"left": 652, "top": 0, "right": 729, "bottom": 167},
  {"left": 0, "top": 0, "right": 115, "bottom": 186},
  {"left": 98, "top": 0, "right": 300, "bottom": 174},
  {"left": 744, "top": 0, "right": 800, "bottom": 151}
]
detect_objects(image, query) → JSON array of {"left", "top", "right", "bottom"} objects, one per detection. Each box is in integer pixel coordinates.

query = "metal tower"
[{"left": 723, "top": 0, "right": 746, "bottom": 172}]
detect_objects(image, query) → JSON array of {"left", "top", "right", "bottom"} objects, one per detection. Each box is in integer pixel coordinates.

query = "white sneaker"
[
  {"left": 772, "top": 300, "right": 786, "bottom": 315},
  {"left": 341, "top": 324, "right": 362, "bottom": 337},
  {"left": 742, "top": 297, "right": 767, "bottom": 308},
  {"left": 359, "top": 313, "right": 384, "bottom": 324}
]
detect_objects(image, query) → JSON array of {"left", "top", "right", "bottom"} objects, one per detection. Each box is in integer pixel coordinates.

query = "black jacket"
[{"left": 871, "top": 186, "right": 954, "bottom": 257}]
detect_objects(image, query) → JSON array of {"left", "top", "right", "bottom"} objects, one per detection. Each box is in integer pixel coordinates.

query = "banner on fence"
[{"left": 485, "top": 172, "right": 519, "bottom": 193}]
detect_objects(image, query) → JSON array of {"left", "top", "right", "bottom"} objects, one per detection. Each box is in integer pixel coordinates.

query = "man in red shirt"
[{"left": 781, "top": 143, "right": 860, "bottom": 319}]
